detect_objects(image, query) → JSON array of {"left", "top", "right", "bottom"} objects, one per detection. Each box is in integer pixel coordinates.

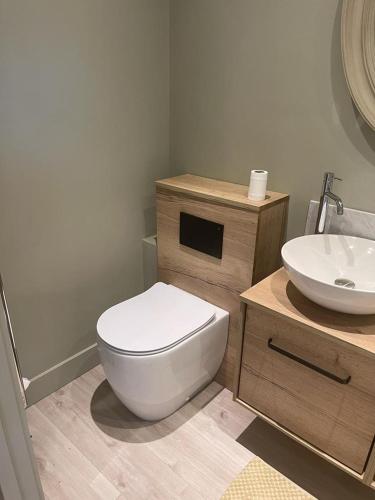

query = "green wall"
[
  {"left": 0, "top": 0, "right": 171, "bottom": 401},
  {"left": 170, "top": 0, "right": 375, "bottom": 240}
]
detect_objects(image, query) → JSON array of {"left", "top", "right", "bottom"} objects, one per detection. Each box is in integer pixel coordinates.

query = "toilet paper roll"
[{"left": 247, "top": 170, "right": 268, "bottom": 201}]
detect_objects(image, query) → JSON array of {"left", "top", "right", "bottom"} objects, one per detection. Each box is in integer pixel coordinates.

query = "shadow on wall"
[
  {"left": 90, "top": 379, "right": 222, "bottom": 443},
  {"left": 330, "top": 1, "right": 375, "bottom": 163},
  {"left": 143, "top": 200, "right": 157, "bottom": 237},
  {"left": 237, "top": 418, "right": 375, "bottom": 500}
]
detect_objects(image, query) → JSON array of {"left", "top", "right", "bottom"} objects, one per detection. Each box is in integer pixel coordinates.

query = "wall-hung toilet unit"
[
  {"left": 97, "top": 174, "right": 289, "bottom": 420},
  {"left": 97, "top": 282, "right": 229, "bottom": 420}
]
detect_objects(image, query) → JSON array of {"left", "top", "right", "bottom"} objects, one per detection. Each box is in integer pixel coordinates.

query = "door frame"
[{"left": 0, "top": 289, "right": 43, "bottom": 500}]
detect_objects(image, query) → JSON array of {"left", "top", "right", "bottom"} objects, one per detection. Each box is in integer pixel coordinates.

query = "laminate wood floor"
[
  {"left": 26, "top": 365, "right": 255, "bottom": 499},
  {"left": 27, "top": 365, "right": 375, "bottom": 500}
]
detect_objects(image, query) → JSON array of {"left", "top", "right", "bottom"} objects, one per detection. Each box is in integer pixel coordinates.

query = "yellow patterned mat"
[{"left": 221, "top": 457, "right": 315, "bottom": 499}]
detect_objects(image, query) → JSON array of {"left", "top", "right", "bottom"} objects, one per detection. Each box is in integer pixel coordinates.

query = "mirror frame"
[{"left": 342, "top": 0, "right": 375, "bottom": 130}]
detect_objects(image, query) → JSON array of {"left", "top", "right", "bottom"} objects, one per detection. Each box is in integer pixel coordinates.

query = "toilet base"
[
  {"left": 97, "top": 306, "right": 229, "bottom": 421},
  {"left": 112, "top": 377, "right": 210, "bottom": 421}
]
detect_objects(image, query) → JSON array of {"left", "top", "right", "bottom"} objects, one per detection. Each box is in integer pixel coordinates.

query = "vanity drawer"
[{"left": 238, "top": 305, "right": 375, "bottom": 474}]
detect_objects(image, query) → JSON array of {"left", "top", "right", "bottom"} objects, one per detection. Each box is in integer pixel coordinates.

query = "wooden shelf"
[{"left": 156, "top": 174, "right": 288, "bottom": 212}]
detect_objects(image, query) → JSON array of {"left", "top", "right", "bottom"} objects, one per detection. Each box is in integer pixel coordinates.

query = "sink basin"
[{"left": 281, "top": 234, "right": 375, "bottom": 314}]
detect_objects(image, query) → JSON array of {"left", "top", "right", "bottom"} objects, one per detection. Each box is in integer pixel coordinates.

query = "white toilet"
[{"left": 96, "top": 282, "right": 229, "bottom": 420}]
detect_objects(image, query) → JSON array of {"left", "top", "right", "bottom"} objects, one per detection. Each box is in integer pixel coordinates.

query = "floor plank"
[
  {"left": 27, "top": 365, "right": 254, "bottom": 500},
  {"left": 28, "top": 364, "right": 375, "bottom": 499}
]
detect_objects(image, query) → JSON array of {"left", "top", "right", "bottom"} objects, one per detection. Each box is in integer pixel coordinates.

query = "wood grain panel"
[
  {"left": 238, "top": 305, "right": 375, "bottom": 474},
  {"left": 252, "top": 200, "right": 288, "bottom": 284},
  {"left": 157, "top": 188, "right": 258, "bottom": 293},
  {"left": 159, "top": 268, "right": 241, "bottom": 389},
  {"left": 156, "top": 175, "right": 288, "bottom": 390},
  {"left": 240, "top": 268, "right": 375, "bottom": 359},
  {"left": 156, "top": 174, "right": 289, "bottom": 212}
]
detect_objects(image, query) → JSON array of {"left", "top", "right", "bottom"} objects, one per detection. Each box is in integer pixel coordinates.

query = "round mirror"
[{"left": 342, "top": 0, "right": 375, "bottom": 130}]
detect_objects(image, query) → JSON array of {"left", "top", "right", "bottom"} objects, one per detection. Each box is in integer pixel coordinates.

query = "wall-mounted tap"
[{"left": 315, "top": 172, "right": 344, "bottom": 234}]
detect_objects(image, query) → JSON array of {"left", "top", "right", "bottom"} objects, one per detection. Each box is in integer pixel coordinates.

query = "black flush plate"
[{"left": 179, "top": 212, "right": 224, "bottom": 259}]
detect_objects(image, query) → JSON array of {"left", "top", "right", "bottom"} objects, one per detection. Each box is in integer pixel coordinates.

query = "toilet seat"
[{"left": 97, "top": 282, "right": 216, "bottom": 356}]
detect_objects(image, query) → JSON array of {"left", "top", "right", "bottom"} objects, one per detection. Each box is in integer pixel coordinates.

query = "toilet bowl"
[{"left": 96, "top": 282, "right": 229, "bottom": 421}]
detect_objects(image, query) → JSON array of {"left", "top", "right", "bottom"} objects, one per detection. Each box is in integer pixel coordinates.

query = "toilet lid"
[{"left": 97, "top": 282, "right": 216, "bottom": 355}]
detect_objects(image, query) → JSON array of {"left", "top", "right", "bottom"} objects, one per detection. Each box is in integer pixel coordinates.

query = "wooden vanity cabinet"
[{"left": 235, "top": 268, "right": 375, "bottom": 487}]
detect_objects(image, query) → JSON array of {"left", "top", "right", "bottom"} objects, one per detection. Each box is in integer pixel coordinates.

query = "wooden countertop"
[
  {"left": 156, "top": 174, "right": 289, "bottom": 212},
  {"left": 241, "top": 268, "right": 375, "bottom": 359}
]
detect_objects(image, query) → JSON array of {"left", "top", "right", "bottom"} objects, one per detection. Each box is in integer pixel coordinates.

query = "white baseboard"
[{"left": 26, "top": 343, "right": 99, "bottom": 406}]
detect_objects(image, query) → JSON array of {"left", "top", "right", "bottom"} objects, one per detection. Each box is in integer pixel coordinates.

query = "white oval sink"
[{"left": 282, "top": 234, "right": 375, "bottom": 315}]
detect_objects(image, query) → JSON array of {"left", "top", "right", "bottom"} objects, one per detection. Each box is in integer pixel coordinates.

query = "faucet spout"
[
  {"left": 326, "top": 192, "right": 344, "bottom": 215},
  {"left": 315, "top": 172, "right": 344, "bottom": 234}
]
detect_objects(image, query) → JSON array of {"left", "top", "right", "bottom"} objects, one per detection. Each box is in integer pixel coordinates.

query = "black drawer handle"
[{"left": 267, "top": 338, "right": 351, "bottom": 385}]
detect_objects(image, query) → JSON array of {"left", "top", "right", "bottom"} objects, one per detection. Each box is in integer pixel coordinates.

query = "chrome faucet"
[{"left": 315, "top": 172, "right": 344, "bottom": 234}]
